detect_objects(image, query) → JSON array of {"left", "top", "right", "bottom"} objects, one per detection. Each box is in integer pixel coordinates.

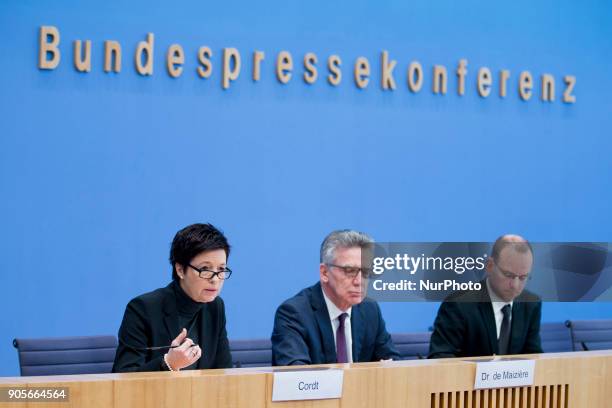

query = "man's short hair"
[
  {"left": 320, "top": 229, "right": 373, "bottom": 264},
  {"left": 491, "top": 234, "right": 533, "bottom": 261},
  {"left": 169, "top": 223, "right": 231, "bottom": 280}
]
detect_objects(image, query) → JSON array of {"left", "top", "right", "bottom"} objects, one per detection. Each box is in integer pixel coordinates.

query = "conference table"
[{"left": 1, "top": 350, "right": 611, "bottom": 407}]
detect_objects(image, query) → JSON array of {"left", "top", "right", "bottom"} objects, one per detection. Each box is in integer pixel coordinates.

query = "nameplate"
[
  {"left": 272, "top": 368, "right": 344, "bottom": 402},
  {"left": 474, "top": 359, "right": 535, "bottom": 390}
]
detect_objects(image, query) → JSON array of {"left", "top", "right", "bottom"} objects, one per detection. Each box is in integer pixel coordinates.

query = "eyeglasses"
[
  {"left": 492, "top": 259, "right": 531, "bottom": 282},
  {"left": 188, "top": 264, "right": 233, "bottom": 280},
  {"left": 326, "top": 264, "right": 372, "bottom": 279}
]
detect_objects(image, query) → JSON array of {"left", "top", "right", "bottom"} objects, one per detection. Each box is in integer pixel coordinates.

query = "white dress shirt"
[
  {"left": 321, "top": 289, "right": 353, "bottom": 363},
  {"left": 486, "top": 279, "right": 513, "bottom": 339}
]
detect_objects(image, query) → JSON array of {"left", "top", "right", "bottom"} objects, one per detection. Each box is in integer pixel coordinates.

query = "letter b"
[{"left": 39, "top": 26, "right": 60, "bottom": 69}]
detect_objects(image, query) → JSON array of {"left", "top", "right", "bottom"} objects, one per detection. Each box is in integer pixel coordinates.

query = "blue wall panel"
[{"left": 0, "top": 0, "right": 611, "bottom": 375}]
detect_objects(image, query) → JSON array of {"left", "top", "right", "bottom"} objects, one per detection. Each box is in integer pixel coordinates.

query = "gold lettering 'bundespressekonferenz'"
[{"left": 38, "top": 26, "right": 577, "bottom": 104}]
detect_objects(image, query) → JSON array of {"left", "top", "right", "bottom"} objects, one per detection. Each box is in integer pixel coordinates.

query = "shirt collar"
[
  {"left": 321, "top": 285, "right": 352, "bottom": 320},
  {"left": 486, "top": 279, "right": 513, "bottom": 310}
]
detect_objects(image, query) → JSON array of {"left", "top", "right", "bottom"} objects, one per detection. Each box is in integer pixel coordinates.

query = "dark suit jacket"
[
  {"left": 271, "top": 282, "right": 399, "bottom": 366},
  {"left": 112, "top": 282, "right": 232, "bottom": 372},
  {"left": 428, "top": 281, "right": 542, "bottom": 358}
]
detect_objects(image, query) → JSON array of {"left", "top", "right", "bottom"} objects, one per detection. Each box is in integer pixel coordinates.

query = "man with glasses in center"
[
  {"left": 428, "top": 234, "right": 542, "bottom": 358},
  {"left": 271, "top": 229, "right": 399, "bottom": 366}
]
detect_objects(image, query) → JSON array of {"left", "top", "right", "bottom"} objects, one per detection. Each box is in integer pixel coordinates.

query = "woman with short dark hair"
[{"left": 112, "top": 223, "right": 233, "bottom": 372}]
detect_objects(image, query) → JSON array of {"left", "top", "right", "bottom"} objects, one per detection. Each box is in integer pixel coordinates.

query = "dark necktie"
[
  {"left": 336, "top": 313, "right": 348, "bottom": 363},
  {"left": 498, "top": 304, "right": 512, "bottom": 355}
]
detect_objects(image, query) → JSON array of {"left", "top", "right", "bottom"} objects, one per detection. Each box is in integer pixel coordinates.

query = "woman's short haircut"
[{"left": 169, "top": 223, "right": 230, "bottom": 280}]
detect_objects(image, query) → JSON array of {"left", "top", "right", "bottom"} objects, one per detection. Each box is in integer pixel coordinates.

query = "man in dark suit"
[
  {"left": 272, "top": 230, "right": 399, "bottom": 366},
  {"left": 429, "top": 235, "right": 542, "bottom": 358}
]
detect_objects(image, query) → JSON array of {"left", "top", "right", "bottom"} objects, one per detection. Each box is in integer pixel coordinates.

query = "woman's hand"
[{"left": 165, "top": 328, "right": 202, "bottom": 370}]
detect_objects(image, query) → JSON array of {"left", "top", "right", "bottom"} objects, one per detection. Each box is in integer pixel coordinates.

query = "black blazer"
[
  {"left": 428, "top": 281, "right": 542, "bottom": 358},
  {"left": 271, "top": 282, "right": 399, "bottom": 366},
  {"left": 112, "top": 283, "right": 232, "bottom": 372}
]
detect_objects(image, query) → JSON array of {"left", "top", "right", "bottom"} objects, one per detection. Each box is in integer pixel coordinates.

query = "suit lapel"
[
  {"left": 479, "top": 283, "right": 498, "bottom": 355},
  {"left": 477, "top": 302, "right": 498, "bottom": 355},
  {"left": 311, "top": 283, "right": 337, "bottom": 364},
  {"left": 351, "top": 305, "right": 364, "bottom": 362},
  {"left": 163, "top": 284, "right": 180, "bottom": 345},
  {"left": 509, "top": 302, "right": 524, "bottom": 354}
]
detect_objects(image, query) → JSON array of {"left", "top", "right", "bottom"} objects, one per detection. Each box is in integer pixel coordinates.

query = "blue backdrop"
[{"left": 1, "top": 0, "right": 611, "bottom": 376}]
